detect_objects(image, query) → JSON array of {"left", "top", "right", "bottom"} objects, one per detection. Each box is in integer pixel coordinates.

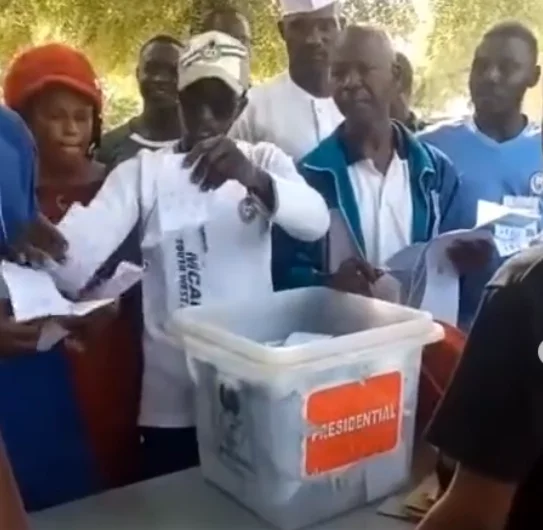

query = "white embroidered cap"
[
  {"left": 178, "top": 31, "right": 249, "bottom": 96},
  {"left": 279, "top": 0, "right": 336, "bottom": 16}
]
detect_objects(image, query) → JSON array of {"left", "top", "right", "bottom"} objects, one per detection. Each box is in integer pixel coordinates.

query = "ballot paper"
[
  {"left": 83, "top": 261, "right": 144, "bottom": 300},
  {"left": 282, "top": 332, "right": 332, "bottom": 347},
  {"left": 38, "top": 262, "right": 142, "bottom": 350},
  {"left": 1, "top": 260, "right": 143, "bottom": 351},
  {"left": 45, "top": 202, "right": 112, "bottom": 296},
  {"left": 502, "top": 195, "right": 540, "bottom": 215},
  {"left": 370, "top": 272, "right": 401, "bottom": 303},
  {"left": 419, "top": 229, "right": 494, "bottom": 324},
  {"left": 384, "top": 229, "right": 494, "bottom": 325},
  {"left": 385, "top": 242, "right": 427, "bottom": 307},
  {"left": 1, "top": 261, "right": 113, "bottom": 322},
  {"left": 476, "top": 199, "right": 540, "bottom": 257},
  {"left": 382, "top": 200, "right": 542, "bottom": 325},
  {"left": 263, "top": 332, "right": 333, "bottom": 348},
  {"left": 477, "top": 198, "right": 540, "bottom": 226},
  {"left": 36, "top": 321, "right": 70, "bottom": 351},
  {"left": 156, "top": 154, "right": 213, "bottom": 236}
]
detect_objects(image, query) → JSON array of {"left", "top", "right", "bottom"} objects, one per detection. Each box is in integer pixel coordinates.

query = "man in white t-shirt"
[
  {"left": 54, "top": 30, "right": 330, "bottom": 479},
  {"left": 229, "top": 0, "right": 343, "bottom": 161}
]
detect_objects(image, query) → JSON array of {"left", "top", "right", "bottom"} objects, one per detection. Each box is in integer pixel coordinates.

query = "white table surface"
[{"left": 30, "top": 468, "right": 415, "bottom": 530}]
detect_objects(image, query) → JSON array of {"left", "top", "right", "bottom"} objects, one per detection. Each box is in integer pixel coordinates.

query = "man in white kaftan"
[
  {"left": 229, "top": 0, "right": 344, "bottom": 161},
  {"left": 52, "top": 31, "right": 330, "bottom": 478}
]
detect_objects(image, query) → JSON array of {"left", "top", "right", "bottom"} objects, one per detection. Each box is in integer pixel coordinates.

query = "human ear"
[
  {"left": 233, "top": 94, "right": 248, "bottom": 122},
  {"left": 528, "top": 64, "right": 541, "bottom": 88}
]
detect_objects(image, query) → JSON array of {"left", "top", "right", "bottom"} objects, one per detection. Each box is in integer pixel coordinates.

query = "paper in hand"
[
  {"left": 1, "top": 262, "right": 113, "bottom": 322},
  {"left": 37, "top": 262, "right": 142, "bottom": 351},
  {"left": 370, "top": 272, "right": 401, "bottom": 303},
  {"left": 384, "top": 242, "right": 427, "bottom": 306},
  {"left": 83, "top": 261, "right": 144, "bottom": 300},
  {"left": 45, "top": 202, "right": 113, "bottom": 296},
  {"left": 2, "top": 261, "right": 72, "bottom": 322},
  {"left": 502, "top": 195, "right": 540, "bottom": 215},
  {"left": 37, "top": 321, "right": 69, "bottom": 352},
  {"left": 156, "top": 154, "right": 213, "bottom": 235},
  {"left": 476, "top": 199, "right": 539, "bottom": 227},
  {"left": 476, "top": 199, "right": 539, "bottom": 257},
  {"left": 381, "top": 228, "right": 495, "bottom": 325},
  {"left": 417, "top": 229, "right": 495, "bottom": 325}
]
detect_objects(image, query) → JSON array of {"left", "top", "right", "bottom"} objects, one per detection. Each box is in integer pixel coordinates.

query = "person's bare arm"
[
  {"left": 0, "top": 435, "right": 28, "bottom": 530},
  {"left": 416, "top": 265, "right": 543, "bottom": 529},
  {"left": 417, "top": 466, "right": 517, "bottom": 530}
]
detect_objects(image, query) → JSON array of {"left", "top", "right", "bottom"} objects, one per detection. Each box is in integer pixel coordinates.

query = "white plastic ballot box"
[{"left": 167, "top": 287, "right": 443, "bottom": 530}]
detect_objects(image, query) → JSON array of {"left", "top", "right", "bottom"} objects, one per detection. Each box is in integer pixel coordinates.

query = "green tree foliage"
[
  {"left": 0, "top": 0, "right": 418, "bottom": 79},
  {"left": 421, "top": 0, "right": 543, "bottom": 111},
  {"left": 343, "top": 0, "right": 417, "bottom": 37},
  {"left": 0, "top": 0, "right": 420, "bottom": 127},
  {"left": 6, "top": 0, "right": 539, "bottom": 121}
]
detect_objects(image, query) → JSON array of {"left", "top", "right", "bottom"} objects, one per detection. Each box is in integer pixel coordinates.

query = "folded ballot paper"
[
  {"left": 382, "top": 199, "right": 540, "bottom": 326},
  {"left": 155, "top": 153, "right": 214, "bottom": 236},
  {"left": 383, "top": 231, "right": 491, "bottom": 325},
  {"left": 44, "top": 202, "right": 111, "bottom": 296},
  {"left": 477, "top": 199, "right": 540, "bottom": 256},
  {"left": 47, "top": 159, "right": 213, "bottom": 297},
  {"left": 0, "top": 260, "right": 143, "bottom": 350}
]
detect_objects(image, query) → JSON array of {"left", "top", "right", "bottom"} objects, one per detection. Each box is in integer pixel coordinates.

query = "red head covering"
[{"left": 3, "top": 43, "right": 102, "bottom": 112}]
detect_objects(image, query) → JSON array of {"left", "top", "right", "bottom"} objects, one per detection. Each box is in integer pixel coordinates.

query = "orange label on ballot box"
[{"left": 304, "top": 371, "right": 402, "bottom": 475}]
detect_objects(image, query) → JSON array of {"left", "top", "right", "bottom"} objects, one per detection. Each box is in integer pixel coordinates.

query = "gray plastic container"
[{"left": 167, "top": 287, "right": 442, "bottom": 530}]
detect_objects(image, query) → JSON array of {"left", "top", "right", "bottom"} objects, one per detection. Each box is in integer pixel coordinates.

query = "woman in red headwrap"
[{"left": 3, "top": 44, "right": 142, "bottom": 496}]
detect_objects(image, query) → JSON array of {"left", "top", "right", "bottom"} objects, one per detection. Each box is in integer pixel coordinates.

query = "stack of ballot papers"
[
  {"left": 477, "top": 199, "right": 540, "bottom": 256},
  {"left": 281, "top": 332, "right": 333, "bottom": 347},
  {"left": 0, "top": 260, "right": 144, "bottom": 351},
  {"left": 378, "top": 199, "right": 541, "bottom": 326},
  {"left": 265, "top": 332, "right": 333, "bottom": 348}
]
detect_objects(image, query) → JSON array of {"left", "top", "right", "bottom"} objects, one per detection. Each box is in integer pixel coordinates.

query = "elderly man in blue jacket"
[{"left": 274, "top": 25, "right": 491, "bottom": 295}]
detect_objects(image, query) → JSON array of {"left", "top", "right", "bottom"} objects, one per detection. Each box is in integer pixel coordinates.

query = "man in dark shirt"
[
  {"left": 391, "top": 52, "right": 427, "bottom": 132},
  {"left": 96, "top": 35, "right": 185, "bottom": 172},
  {"left": 417, "top": 241, "right": 543, "bottom": 529}
]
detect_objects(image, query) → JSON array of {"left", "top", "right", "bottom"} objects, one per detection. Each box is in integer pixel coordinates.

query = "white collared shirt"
[
  {"left": 230, "top": 72, "right": 344, "bottom": 161},
  {"left": 129, "top": 132, "right": 178, "bottom": 150},
  {"left": 56, "top": 140, "right": 329, "bottom": 428},
  {"left": 347, "top": 153, "right": 413, "bottom": 266}
]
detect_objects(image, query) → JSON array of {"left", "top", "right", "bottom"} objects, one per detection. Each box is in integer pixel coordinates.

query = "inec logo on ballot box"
[{"left": 529, "top": 171, "right": 543, "bottom": 196}]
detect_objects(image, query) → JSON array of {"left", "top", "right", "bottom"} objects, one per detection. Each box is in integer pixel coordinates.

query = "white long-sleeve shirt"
[
  {"left": 230, "top": 72, "right": 344, "bottom": 161},
  {"left": 60, "top": 140, "right": 330, "bottom": 427}
]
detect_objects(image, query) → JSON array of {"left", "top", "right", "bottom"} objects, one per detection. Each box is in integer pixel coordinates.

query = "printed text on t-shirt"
[{"left": 175, "top": 237, "right": 201, "bottom": 306}]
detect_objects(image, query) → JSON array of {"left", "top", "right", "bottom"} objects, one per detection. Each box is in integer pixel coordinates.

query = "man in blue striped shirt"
[{"left": 419, "top": 22, "right": 541, "bottom": 331}]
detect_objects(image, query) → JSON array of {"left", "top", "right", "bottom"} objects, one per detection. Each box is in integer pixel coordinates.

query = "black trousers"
[{"left": 139, "top": 427, "right": 200, "bottom": 480}]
